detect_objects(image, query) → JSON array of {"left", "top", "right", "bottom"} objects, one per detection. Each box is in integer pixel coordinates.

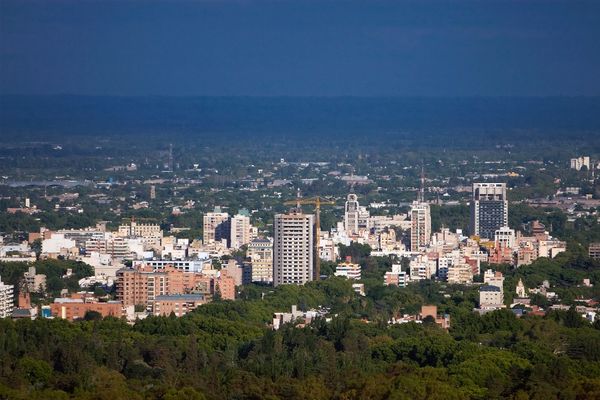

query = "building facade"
[
  {"left": 137, "top": 259, "right": 208, "bottom": 273},
  {"left": 335, "top": 257, "right": 362, "bottom": 280},
  {"left": 384, "top": 264, "right": 408, "bottom": 287},
  {"left": 344, "top": 194, "right": 360, "bottom": 235},
  {"left": 589, "top": 243, "right": 600, "bottom": 260},
  {"left": 248, "top": 238, "right": 273, "bottom": 283},
  {"left": 471, "top": 183, "right": 508, "bottom": 240},
  {"left": 230, "top": 213, "right": 252, "bottom": 250},
  {"left": 273, "top": 211, "right": 315, "bottom": 286},
  {"left": 23, "top": 266, "right": 46, "bottom": 293},
  {"left": 51, "top": 297, "right": 122, "bottom": 321},
  {"left": 446, "top": 264, "right": 473, "bottom": 284},
  {"left": 344, "top": 194, "right": 370, "bottom": 235},
  {"left": 479, "top": 285, "right": 504, "bottom": 310},
  {"left": 410, "top": 201, "right": 431, "bottom": 251},
  {"left": 116, "top": 265, "right": 235, "bottom": 311},
  {"left": 203, "top": 208, "right": 230, "bottom": 246},
  {"left": 0, "top": 277, "right": 14, "bottom": 318},
  {"left": 85, "top": 236, "right": 131, "bottom": 258},
  {"left": 494, "top": 226, "right": 515, "bottom": 249},
  {"left": 153, "top": 294, "right": 206, "bottom": 317},
  {"left": 118, "top": 221, "right": 162, "bottom": 238}
]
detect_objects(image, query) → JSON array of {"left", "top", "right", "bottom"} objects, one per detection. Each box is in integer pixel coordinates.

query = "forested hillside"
[{"left": 1, "top": 257, "right": 600, "bottom": 400}]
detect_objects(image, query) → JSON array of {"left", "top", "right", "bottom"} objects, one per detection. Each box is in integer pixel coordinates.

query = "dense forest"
[{"left": 1, "top": 251, "right": 600, "bottom": 400}]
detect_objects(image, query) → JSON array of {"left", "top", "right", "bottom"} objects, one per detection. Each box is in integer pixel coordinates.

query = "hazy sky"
[{"left": 1, "top": 0, "right": 599, "bottom": 96}]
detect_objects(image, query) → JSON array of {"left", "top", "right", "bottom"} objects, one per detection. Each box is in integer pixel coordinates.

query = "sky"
[{"left": 1, "top": 0, "right": 599, "bottom": 97}]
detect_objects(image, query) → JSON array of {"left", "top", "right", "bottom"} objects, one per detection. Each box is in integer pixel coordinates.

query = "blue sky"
[{"left": 1, "top": 0, "right": 599, "bottom": 96}]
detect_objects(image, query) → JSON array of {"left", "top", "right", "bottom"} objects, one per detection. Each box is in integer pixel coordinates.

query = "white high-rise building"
[
  {"left": 273, "top": 212, "right": 315, "bottom": 286},
  {"left": 344, "top": 194, "right": 360, "bottom": 235},
  {"left": 410, "top": 201, "right": 431, "bottom": 251},
  {"left": 0, "top": 276, "right": 14, "bottom": 318},
  {"left": 230, "top": 212, "right": 252, "bottom": 250},
  {"left": 203, "top": 207, "right": 230, "bottom": 245},
  {"left": 471, "top": 183, "right": 508, "bottom": 240},
  {"left": 344, "top": 193, "right": 370, "bottom": 235}
]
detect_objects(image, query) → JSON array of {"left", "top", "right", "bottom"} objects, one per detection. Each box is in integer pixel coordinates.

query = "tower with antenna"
[
  {"left": 168, "top": 143, "right": 174, "bottom": 172},
  {"left": 410, "top": 163, "right": 431, "bottom": 251},
  {"left": 418, "top": 164, "right": 425, "bottom": 202}
]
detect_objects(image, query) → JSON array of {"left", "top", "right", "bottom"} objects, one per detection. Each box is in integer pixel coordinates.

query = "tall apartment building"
[
  {"left": 0, "top": 276, "right": 14, "bottom": 318},
  {"left": 248, "top": 238, "right": 273, "bottom": 283},
  {"left": 344, "top": 194, "right": 360, "bottom": 235},
  {"left": 344, "top": 194, "right": 370, "bottom": 235},
  {"left": 273, "top": 211, "right": 315, "bottom": 286},
  {"left": 203, "top": 208, "right": 230, "bottom": 246},
  {"left": 410, "top": 201, "right": 431, "bottom": 251},
  {"left": 471, "top": 183, "right": 508, "bottom": 240},
  {"left": 230, "top": 212, "right": 252, "bottom": 250},
  {"left": 116, "top": 267, "right": 165, "bottom": 310}
]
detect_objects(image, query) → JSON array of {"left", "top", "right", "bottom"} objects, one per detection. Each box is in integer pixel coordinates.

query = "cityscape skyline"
[{"left": 1, "top": 1, "right": 600, "bottom": 398}]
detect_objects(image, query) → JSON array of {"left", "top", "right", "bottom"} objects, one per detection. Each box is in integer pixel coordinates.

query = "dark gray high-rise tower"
[{"left": 470, "top": 183, "right": 508, "bottom": 239}]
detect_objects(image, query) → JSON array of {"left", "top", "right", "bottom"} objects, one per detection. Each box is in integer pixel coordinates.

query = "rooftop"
[
  {"left": 480, "top": 285, "right": 502, "bottom": 292},
  {"left": 155, "top": 294, "right": 205, "bottom": 301}
]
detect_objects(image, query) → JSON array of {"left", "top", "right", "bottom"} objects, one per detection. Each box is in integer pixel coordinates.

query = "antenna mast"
[{"left": 419, "top": 164, "right": 425, "bottom": 202}]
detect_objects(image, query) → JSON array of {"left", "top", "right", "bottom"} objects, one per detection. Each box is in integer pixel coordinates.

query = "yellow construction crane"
[{"left": 283, "top": 195, "right": 336, "bottom": 281}]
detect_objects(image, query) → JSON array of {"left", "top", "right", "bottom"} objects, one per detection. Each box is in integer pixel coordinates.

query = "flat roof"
[
  {"left": 155, "top": 294, "right": 205, "bottom": 301},
  {"left": 480, "top": 285, "right": 502, "bottom": 292}
]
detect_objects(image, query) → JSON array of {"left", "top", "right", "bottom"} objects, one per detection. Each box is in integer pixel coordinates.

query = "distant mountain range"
[{"left": 1, "top": 95, "right": 600, "bottom": 140}]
